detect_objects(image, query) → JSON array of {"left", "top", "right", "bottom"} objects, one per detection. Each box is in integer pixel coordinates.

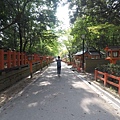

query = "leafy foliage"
[
  {"left": 66, "top": 0, "right": 120, "bottom": 52},
  {"left": 97, "top": 63, "right": 120, "bottom": 77},
  {"left": 67, "top": 0, "right": 120, "bottom": 25},
  {"left": 0, "top": 0, "right": 60, "bottom": 55}
]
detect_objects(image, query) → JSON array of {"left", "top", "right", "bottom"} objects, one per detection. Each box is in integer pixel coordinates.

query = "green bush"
[{"left": 97, "top": 63, "right": 120, "bottom": 77}]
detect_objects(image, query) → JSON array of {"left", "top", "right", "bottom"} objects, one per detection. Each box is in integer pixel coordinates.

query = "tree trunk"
[{"left": 18, "top": 23, "right": 23, "bottom": 52}]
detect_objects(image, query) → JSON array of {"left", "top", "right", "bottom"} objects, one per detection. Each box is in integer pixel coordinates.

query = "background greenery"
[
  {"left": 63, "top": 0, "right": 120, "bottom": 59},
  {"left": 0, "top": 0, "right": 61, "bottom": 56},
  {"left": 0, "top": 0, "right": 120, "bottom": 57}
]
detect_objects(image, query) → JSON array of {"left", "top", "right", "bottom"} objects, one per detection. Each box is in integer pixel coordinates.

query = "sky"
[
  {"left": 56, "top": 3, "right": 70, "bottom": 30},
  {"left": 55, "top": 3, "right": 70, "bottom": 52}
]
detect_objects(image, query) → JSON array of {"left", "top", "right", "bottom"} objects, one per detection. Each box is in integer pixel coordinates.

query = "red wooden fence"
[
  {"left": 95, "top": 69, "right": 120, "bottom": 94},
  {"left": 0, "top": 49, "right": 53, "bottom": 70}
]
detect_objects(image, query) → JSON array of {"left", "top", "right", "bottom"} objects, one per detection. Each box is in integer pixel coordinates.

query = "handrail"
[
  {"left": 95, "top": 69, "right": 120, "bottom": 94},
  {"left": 0, "top": 49, "right": 53, "bottom": 70}
]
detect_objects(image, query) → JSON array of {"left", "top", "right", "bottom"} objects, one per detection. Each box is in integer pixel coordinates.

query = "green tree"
[
  {"left": 0, "top": 0, "right": 60, "bottom": 56},
  {"left": 67, "top": 0, "right": 120, "bottom": 52}
]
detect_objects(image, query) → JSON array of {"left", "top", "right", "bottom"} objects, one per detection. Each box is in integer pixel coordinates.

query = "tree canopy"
[
  {"left": 0, "top": 0, "right": 120, "bottom": 57},
  {"left": 65, "top": 0, "right": 120, "bottom": 54},
  {"left": 0, "top": 0, "right": 61, "bottom": 55}
]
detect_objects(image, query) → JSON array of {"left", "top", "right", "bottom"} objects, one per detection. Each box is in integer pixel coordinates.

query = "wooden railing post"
[
  {"left": 77, "top": 66, "right": 81, "bottom": 72},
  {"left": 0, "top": 49, "right": 53, "bottom": 70},
  {"left": 23, "top": 53, "right": 26, "bottom": 64},
  {"left": 25, "top": 53, "right": 28, "bottom": 64},
  {"left": 44, "top": 56, "right": 46, "bottom": 61},
  {"left": 118, "top": 77, "right": 120, "bottom": 95},
  {"left": 0, "top": 49, "right": 4, "bottom": 69},
  {"left": 13, "top": 50, "right": 16, "bottom": 67},
  {"left": 104, "top": 73, "right": 107, "bottom": 86},
  {"left": 46, "top": 57, "right": 48, "bottom": 65},
  {"left": 33, "top": 54, "right": 36, "bottom": 62},
  {"left": 21, "top": 52, "right": 24, "bottom": 65},
  {"left": 39, "top": 56, "right": 43, "bottom": 69},
  {"left": 27, "top": 55, "right": 34, "bottom": 78},
  {"left": 95, "top": 69, "right": 98, "bottom": 81},
  {"left": 29, "top": 61, "right": 33, "bottom": 78},
  {"left": 7, "top": 50, "right": 11, "bottom": 68},
  {"left": 17, "top": 52, "right": 20, "bottom": 66}
]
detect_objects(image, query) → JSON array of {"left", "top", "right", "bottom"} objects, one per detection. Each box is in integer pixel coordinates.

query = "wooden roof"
[
  {"left": 74, "top": 47, "right": 104, "bottom": 56},
  {"left": 105, "top": 46, "right": 120, "bottom": 51}
]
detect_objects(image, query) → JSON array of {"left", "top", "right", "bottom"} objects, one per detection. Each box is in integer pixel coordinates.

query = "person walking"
[{"left": 56, "top": 56, "right": 62, "bottom": 77}]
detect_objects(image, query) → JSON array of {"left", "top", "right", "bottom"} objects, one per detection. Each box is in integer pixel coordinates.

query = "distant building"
[
  {"left": 73, "top": 47, "right": 105, "bottom": 68},
  {"left": 104, "top": 46, "right": 120, "bottom": 64}
]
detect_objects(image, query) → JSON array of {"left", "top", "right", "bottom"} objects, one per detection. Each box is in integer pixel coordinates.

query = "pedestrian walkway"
[{"left": 0, "top": 62, "right": 120, "bottom": 120}]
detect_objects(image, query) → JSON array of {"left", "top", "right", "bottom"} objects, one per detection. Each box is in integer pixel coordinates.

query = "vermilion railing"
[
  {"left": 95, "top": 69, "right": 120, "bottom": 94},
  {"left": 0, "top": 49, "right": 53, "bottom": 70}
]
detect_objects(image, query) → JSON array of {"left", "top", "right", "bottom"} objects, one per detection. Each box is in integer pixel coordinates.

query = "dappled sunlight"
[
  {"left": 44, "top": 92, "right": 64, "bottom": 99},
  {"left": 71, "top": 81, "right": 84, "bottom": 89},
  {"left": 39, "top": 81, "right": 51, "bottom": 86},
  {"left": 45, "top": 73, "right": 57, "bottom": 78},
  {"left": 40, "top": 99, "right": 46, "bottom": 105},
  {"left": 35, "top": 70, "right": 41, "bottom": 74},
  {"left": 47, "top": 70, "right": 56, "bottom": 73},
  {"left": 33, "top": 90, "right": 42, "bottom": 95},
  {"left": 28, "top": 102, "right": 38, "bottom": 108},
  {"left": 62, "top": 70, "right": 73, "bottom": 74},
  {"left": 44, "top": 94, "right": 52, "bottom": 99},
  {"left": 49, "top": 66, "right": 56, "bottom": 69},
  {"left": 27, "top": 75, "right": 31, "bottom": 78},
  {"left": 61, "top": 65, "right": 67, "bottom": 69},
  {"left": 80, "top": 96, "right": 110, "bottom": 115},
  {"left": 80, "top": 98, "right": 91, "bottom": 113},
  {"left": 52, "top": 92, "right": 64, "bottom": 97}
]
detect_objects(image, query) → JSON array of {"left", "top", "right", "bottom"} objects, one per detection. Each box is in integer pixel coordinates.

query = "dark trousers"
[{"left": 57, "top": 66, "right": 61, "bottom": 74}]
